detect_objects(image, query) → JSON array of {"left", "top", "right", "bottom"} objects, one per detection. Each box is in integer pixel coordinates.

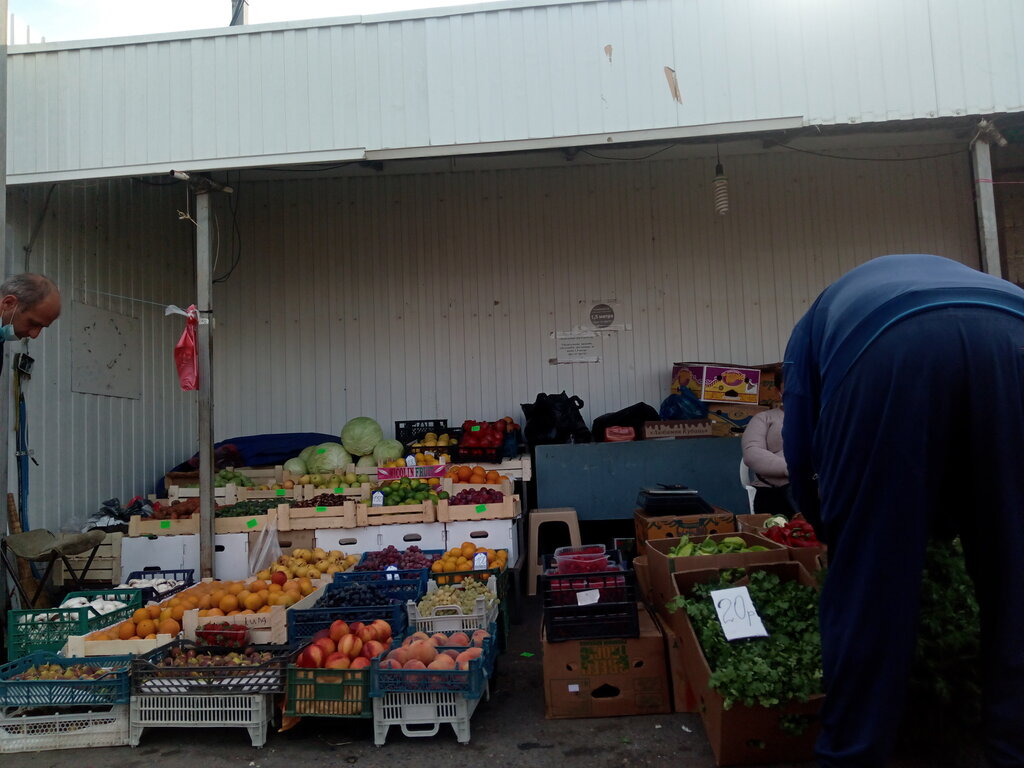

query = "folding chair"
[{"left": 1, "top": 528, "right": 106, "bottom": 608}]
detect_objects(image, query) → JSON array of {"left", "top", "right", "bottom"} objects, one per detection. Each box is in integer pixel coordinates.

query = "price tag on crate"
[
  {"left": 372, "top": 490, "right": 384, "bottom": 507},
  {"left": 385, "top": 565, "right": 399, "bottom": 581},
  {"left": 160, "top": 520, "right": 171, "bottom": 529},
  {"left": 473, "top": 552, "right": 488, "bottom": 570},
  {"left": 275, "top": 489, "right": 286, "bottom": 497},
  {"left": 246, "top": 518, "right": 258, "bottom": 529},
  {"left": 710, "top": 586, "right": 768, "bottom": 641},
  {"left": 576, "top": 589, "right": 600, "bottom": 606}
]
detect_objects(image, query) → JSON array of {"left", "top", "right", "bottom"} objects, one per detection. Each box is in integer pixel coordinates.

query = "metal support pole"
[
  {"left": 195, "top": 192, "right": 216, "bottom": 578},
  {"left": 972, "top": 138, "right": 1003, "bottom": 279}
]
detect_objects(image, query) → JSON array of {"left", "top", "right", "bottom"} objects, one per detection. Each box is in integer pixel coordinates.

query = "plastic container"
[
  {"left": 194, "top": 622, "right": 249, "bottom": 649},
  {"left": 129, "top": 693, "right": 272, "bottom": 747},
  {"left": 369, "top": 627, "right": 495, "bottom": 698},
  {"left": 287, "top": 601, "right": 408, "bottom": 645},
  {"left": 284, "top": 666, "right": 372, "bottom": 719},
  {"left": 406, "top": 579, "right": 499, "bottom": 634},
  {"left": 395, "top": 419, "right": 449, "bottom": 446},
  {"left": 131, "top": 640, "right": 290, "bottom": 695},
  {"left": 540, "top": 568, "right": 639, "bottom": 643},
  {"left": 334, "top": 568, "right": 429, "bottom": 591},
  {"left": 123, "top": 568, "right": 195, "bottom": 604},
  {"left": 0, "top": 704, "right": 130, "bottom": 753},
  {"left": 372, "top": 688, "right": 485, "bottom": 745},
  {"left": 0, "top": 652, "right": 131, "bottom": 707},
  {"left": 552, "top": 544, "right": 610, "bottom": 574},
  {"left": 6, "top": 589, "right": 142, "bottom": 660}
]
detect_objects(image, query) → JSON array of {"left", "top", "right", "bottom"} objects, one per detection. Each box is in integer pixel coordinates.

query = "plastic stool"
[{"left": 526, "top": 508, "right": 581, "bottom": 596}]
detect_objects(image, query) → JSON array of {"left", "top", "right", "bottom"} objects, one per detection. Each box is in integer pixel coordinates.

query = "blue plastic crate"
[
  {"left": 369, "top": 626, "right": 496, "bottom": 699},
  {"left": 353, "top": 549, "right": 443, "bottom": 573},
  {"left": 288, "top": 602, "right": 408, "bottom": 645},
  {"left": 333, "top": 568, "right": 428, "bottom": 594},
  {"left": 124, "top": 568, "right": 195, "bottom": 604},
  {"left": 131, "top": 639, "right": 290, "bottom": 695},
  {"left": 0, "top": 652, "right": 131, "bottom": 706}
]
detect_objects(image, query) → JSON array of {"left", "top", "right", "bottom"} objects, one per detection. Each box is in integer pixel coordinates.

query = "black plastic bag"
[
  {"left": 592, "top": 402, "right": 661, "bottom": 441},
  {"left": 521, "top": 392, "right": 593, "bottom": 447}
]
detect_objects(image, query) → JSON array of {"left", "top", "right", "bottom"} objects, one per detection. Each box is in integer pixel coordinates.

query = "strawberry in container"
[{"left": 195, "top": 622, "right": 249, "bottom": 649}]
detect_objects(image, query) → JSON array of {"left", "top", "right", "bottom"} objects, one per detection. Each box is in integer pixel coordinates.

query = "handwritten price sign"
[{"left": 710, "top": 586, "right": 768, "bottom": 641}]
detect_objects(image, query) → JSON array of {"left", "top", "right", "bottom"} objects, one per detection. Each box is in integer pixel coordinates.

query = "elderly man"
[
  {"left": 0, "top": 273, "right": 61, "bottom": 351},
  {"left": 783, "top": 253, "right": 1024, "bottom": 767}
]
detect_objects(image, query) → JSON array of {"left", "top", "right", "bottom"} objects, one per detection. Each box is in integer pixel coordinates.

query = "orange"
[
  {"left": 469, "top": 474, "right": 486, "bottom": 484},
  {"left": 146, "top": 604, "right": 162, "bottom": 620},
  {"left": 158, "top": 618, "right": 181, "bottom": 635},
  {"left": 144, "top": 633, "right": 158, "bottom": 640},
  {"left": 239, "top": 609, "right": 254, "bottom": 615},
  {"left": 136, "top": 619, "right": 157, "bottom": 637},
  {"left": 258, "top": 605, "right": 273, "bottom": 613},
  {"left": 117, "top": 621, "right": 137, "bottom": 641},
  {"left": 472, "top": 466, "right": 485, "bottom": 476},
  {"left": 210, "top": 589, "right": 226, "bottom": 606},
  {"left": 219, "top": 594, "right": 239, "bottom": 613},
  {"left": 206, "top": 608, "right": 224, "bottom": 617},
  {"left": 227, "top": 582, "right": 245, "bottom": 596},
  {"left": 243, "top": 592, "right": 265, "bottom": 611},
  {"left": 197, "top": 594, "right": 212, "bottom": 610},
  {"left": 171, "top": 606, "right": 186, "bottom": 621},
  {"left": 267, "top": 583, "right": 282, "bottom": 593},
  {"left": 485, "top": 470, "right": 500, "bottom": 483},
  {"left": 456, "top": 466, "right": 472, "bottom": 481},
  {"left": 248, "top": 580, "right": 268, "bottom": 593},
  {"left": 132, "top": 608, "right": 150, "bottom": 623},
  {"left": 461, "top": 542, "right": 476, "bottom": 558},
  {"left": 236, "top": 590, "right": 252, "bottom": 605}
]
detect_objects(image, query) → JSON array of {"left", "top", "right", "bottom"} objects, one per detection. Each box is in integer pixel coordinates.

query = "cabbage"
[
  {"left": 307, "top": 442, "right": 352, "bottom": 473},
  {"left": 356, "top": 454, "right": 377, "bottom": 469},
  {"left": 298, "top": 445, "right": 318, "bottom": 466},
  {"left": 373, "top": 439, "right": 405, "bottom": 464},
  {"left": 283, "top": 457, "right": 307, "bottom": 476},
  {"left": 341, "top": 417, "right": 384, "bottom": 456}
]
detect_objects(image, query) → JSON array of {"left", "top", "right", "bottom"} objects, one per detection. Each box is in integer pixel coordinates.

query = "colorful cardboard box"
[
  {"left": 542, "top": 607, "right": 671, "bottom": 719},
  {"left": 633, "top": 507, "right": 736, "bottom": 550},
  {"left": 671, "top": 361, "right": 782, "bottom": 408}
]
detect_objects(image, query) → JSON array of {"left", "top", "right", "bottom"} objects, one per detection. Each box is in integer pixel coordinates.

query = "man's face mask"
[{"left": 1, "top": 303, "right": 19, "bottom": 341}]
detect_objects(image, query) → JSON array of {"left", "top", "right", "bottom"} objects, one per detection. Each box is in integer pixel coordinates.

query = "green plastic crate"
[
  {"left": 284, "top": 665, "right": 372, "bottom": 719},
  {"left": 6, "top": 589, "right": 141, "bottom": 661}
]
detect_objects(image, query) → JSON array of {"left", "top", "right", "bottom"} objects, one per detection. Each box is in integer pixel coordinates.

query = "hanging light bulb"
[{"left": 712, "top": 146, "right": 729, "bottom": 215}]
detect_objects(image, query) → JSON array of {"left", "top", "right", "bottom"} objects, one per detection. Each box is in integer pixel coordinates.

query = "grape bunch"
[
  {"left": 449, "top": 488, "right": 504, "bottom": 506},
  {"left": 355, "top": 545, "right": 439, "bottom": 571},
  {"left": 417, "top": 577, "right": 497, "bottom": 615},
  {"left": 315, "top": 582, "right": 392, "bottom": 608},
  {"left": 293, "top": 493, "right": 349, "bottom": 508}
]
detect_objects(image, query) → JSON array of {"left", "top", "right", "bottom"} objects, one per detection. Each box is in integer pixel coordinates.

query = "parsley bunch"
[{"left": 670, "top": 569, "right": 823, "bottom": 710}]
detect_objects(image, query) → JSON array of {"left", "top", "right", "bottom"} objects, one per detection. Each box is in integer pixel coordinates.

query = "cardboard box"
[
  {"left": 642, "top": 420, "right": 714, "bottom": 440},
  {"left": 644, "top": 533, "right": 788, "bottom": 612},
  {"left": 670, "top": 362, "right": 762, "bottom": 405},
  {"left": 705, "top": 403, "right": 768, "bottom": 437},
  {"left": 632, "top": 555, "right": 652, "bottom": 606},
  {"left": 671, "top": 362, "right": 782, "bottom": 408},
  {"left": 672, "top": 562, "right": 823, "bottom": 766},
  {"left": 634, "top": 507, "right": 735, "bottom": 550},
  {"left": 736, "top": 514, "right": 828, "bottom": 575},
  {"left": 314, "top": 526, "right": 382, "bottom": 555},
  {"left": 277, "top": 529, "right": 316, "bottom": 552},
  {"left": 543, "top": 607, "right": 671, "bottom": 719},
  {"left": 659, "top": 611, "right": 699, "bottom": 713},
  {"left": 445, "top": 516, "right": 522, "bottom": 565},
  {"left": 374, "top": 521, "right": 448, "bottom": 552}
]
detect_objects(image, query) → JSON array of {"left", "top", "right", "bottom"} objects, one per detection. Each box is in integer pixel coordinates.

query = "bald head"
[{"left": 0, "top": 273, "right": 61, "bottom": 340}]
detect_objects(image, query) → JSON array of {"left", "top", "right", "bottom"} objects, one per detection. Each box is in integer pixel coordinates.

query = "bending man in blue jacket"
[{"left": 782, "top": 253, "right": 1024, "bottom": 767}]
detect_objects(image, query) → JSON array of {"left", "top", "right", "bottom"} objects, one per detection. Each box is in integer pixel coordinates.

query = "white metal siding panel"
[
  {"left": 8, "top": 0, "right": 1024, "bottom": 181},
  {"left": 8, "top": 181, "right": 197, "bottom": 532},
  {"left": 200, "top": 146, "right": 977, "bottom": 442}
]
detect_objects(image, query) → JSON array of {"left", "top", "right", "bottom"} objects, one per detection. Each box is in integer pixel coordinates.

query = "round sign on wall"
[{"left": 589, "top": 303, "right": 615, "bottom": 328}]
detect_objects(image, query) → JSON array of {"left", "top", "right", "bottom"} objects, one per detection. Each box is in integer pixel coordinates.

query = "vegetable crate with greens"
[{"left": 665, "top": 562, "right": 823, "bottom": 766}]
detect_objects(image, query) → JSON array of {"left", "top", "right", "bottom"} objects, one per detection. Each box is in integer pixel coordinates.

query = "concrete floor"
[{"left": 8, "top": 595, "right": 984, "bottom": 768}]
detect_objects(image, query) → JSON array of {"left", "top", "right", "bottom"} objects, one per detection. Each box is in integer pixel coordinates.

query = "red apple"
[
  {"left": 361, "top": 640, "right": 386, "bottom": 660},
  {"left": 313, "top": 636, "right": 336, "bottom": 655},
  {"left": 348, "top": 656, "right": 370, "bottom": 670},
  {"left": 271, "top": 571, "right": 288, "bottom": 586},
  {"left": 297, "top": 644, "right": 325, "bottom": 668},
  {"left": 329, "top": 620, "right": 350, "bottom": 642},
  {"left": 324, "top": 652, "right": 350, "bottom": 669}
]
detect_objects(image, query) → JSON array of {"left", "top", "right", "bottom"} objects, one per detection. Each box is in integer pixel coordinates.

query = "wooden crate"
[
  {"left": 437, "top": 494, "right": 519, "bottom": 523},
  {"left": 167, "top": 484, "right": 239, "bottom": 504},
  {"left": 442, "top": 477, "right": 515, "bottom": 497},
  {"left": 296, "top": 483, "right": 371, "bottom": 503},
  {"left": 61, "top": 633, "right": 176, "bottom": 658},
  {"left": 54, "top": 532, "right": 123, "bottom": 586},
  {"left": 355, "top": 501, "right": 435, "bottom": 527},
  {"left": 235, "top": 485, "right": 306, "bottom": 502},
  {"left": 276, "top": 501, "right": 357, "bottom": 532},
  {"left": 128, "top": 516, "right": 200, "bottom": 537},
  {"left": 181, "top": 583, "right": 325, "bottom": 646},
  {"left": 214, "top": 509, "right": 278, "bottom": 534},
  {"left": 165, "top": 465, "right": 284, "bottom": 490}
]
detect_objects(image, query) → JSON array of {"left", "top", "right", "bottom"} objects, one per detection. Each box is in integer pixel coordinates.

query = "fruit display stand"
[
  {"left": 6, "top": 589, "right": 142, "bottom": 660},
  {"left": 369, "top": 629, "right": 496, "bottom": 745},
  {"left": 355, "top": 500, "right": 435, "bottom": 527},
  {"left": 277, "top": 500, "right": 357, "bottom": 531},
  {"left": 406, "top": 579, "right": 499, "bottom": 634},
  {"left": 0, "top": 652, "right": 132, "bottom": 754},
  {"left": 181, "top": 583, "right": 326, "bottom": 646},
  {"left": 53, "top": 531, "right": 123, "bottom": 587}
]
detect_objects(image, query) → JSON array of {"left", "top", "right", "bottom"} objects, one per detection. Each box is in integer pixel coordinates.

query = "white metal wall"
[
  {"left": 6, "top": 181, "right": 198, "bottom": 531},
  {"left": 211, "top": 144, "right": 978, "bottom": 441},
  {"left": 7, "top": 0, "right": 1024, "bottom": 182}
]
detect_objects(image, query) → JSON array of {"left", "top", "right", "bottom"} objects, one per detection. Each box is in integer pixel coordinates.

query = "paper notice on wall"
[{"left": 552, "top": 331, "right": 600, "bottom": 364}]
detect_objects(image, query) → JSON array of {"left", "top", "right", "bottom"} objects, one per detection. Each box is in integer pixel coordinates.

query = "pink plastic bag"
[{"left": 174, "top": 305, "right": 199, "bottom": 391}]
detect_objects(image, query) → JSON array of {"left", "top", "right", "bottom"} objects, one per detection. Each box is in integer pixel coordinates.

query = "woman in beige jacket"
[{"left": 741, "top": 367, "right": 796, "bottom": 518}]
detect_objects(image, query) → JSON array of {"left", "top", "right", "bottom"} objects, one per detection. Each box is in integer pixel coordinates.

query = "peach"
[
  {"left": 338, "top": 633, "right": 363, "bottom": 659},
  {"left": 313, "top": 636, "right": 336, "bottom": 655},
  {"left": 447, "top": 631, "right": 470, "bottom": 647},
  {"left": 405, "top": 639, "right": 438, "bottom": 665},
  {"left": 370, "top": 619, "right": 392, "bottom": 641},
  {"left": 329, "top": 620, "right": 349, "bottom": 642},
  {"left": 348, "top": 656, "right": 370, "bottom": 670},
  {"left": 324, "top": 652, "right": 350, "bottom": 669},
  {"left": 297, "top": 644, "right": 325, "bottom": 668},
  {"left": 402, "top": 659, "right": 427, "bottom": 670},
  {"left": 361, "top": 640, "right": 387, "bottom": 660}
]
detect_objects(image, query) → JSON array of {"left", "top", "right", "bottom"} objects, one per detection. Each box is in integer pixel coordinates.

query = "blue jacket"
[{"left": 782, "top": 253, "right": 1024, "bottom": 526}]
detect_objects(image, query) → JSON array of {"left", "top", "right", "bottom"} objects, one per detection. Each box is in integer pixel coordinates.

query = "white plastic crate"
[
  {"left": 372, "top": 686, "right": 487, "bottom": 745},
  {"left": 0, "top": 705, "right": 130, "bottom": 753},
  {"left": 129, "top": 694, "right": 272, "bottom": 747},
  {"left": 406, "top": 578, "right": 499, "bottom": 634}
]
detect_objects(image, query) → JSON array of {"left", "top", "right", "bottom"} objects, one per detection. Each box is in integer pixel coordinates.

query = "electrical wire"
[
  {"left": 770, "top": 143, "right": 966, "bottom": 162},
  {"left": 579, "top": 145, "right": 677, "bottom": 161},
  {"left": 214, "top": 171, "right": 243, "bottom": 283}
]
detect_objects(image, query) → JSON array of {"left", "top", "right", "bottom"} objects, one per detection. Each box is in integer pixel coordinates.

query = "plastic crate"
[
  {"left": 129, "top": 693, "right": 272, "bottom": 747},
  {"left": 288, "top": 600, "right": 409, "bottom": 645},
  {"left": 334, "top": 568, "right": 429, "bottom": 592},
  {"left": 131, "top": 640, "right": 290, "bottom": 695},
  {"left": 370, "top": 628, "right": 495, "bottom": 698},
  {"left": 456, "top": 445, "right": 503, "bottom": 464},
  {"left": 395, "top": 419, "right": 449, "bottom": 445},
  {"left": 406, "top": 579, "right": 500, "bottom": 634},
  {"left": 6, "top": 589, "right": 142, "bottom": 660},
  {"left": 0, "top": 652, "right": 131, "bottom": 707},
  {"left": 195, "top": 623, "right": 249, "bottom": 649},
  {"left": 430, "top": 560, "right": 509, "bottom": 597},
  {"left": 0, "top": 704, "right": 130, "bottom": 753},
  {"left": 354, "top": 549, "right": 444, "bottom": 572},
  {"left": 284, "top": 666, "right": 372, "bottom": 718},
  {"left": 372, "top": 688, "right": 485, "bottom": 745},
  {"left": 540, "top": 568, "right": 639, "bottom": 643},
  {"left": 123, "top": 568, "right": 195, "bottom": 604}
]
